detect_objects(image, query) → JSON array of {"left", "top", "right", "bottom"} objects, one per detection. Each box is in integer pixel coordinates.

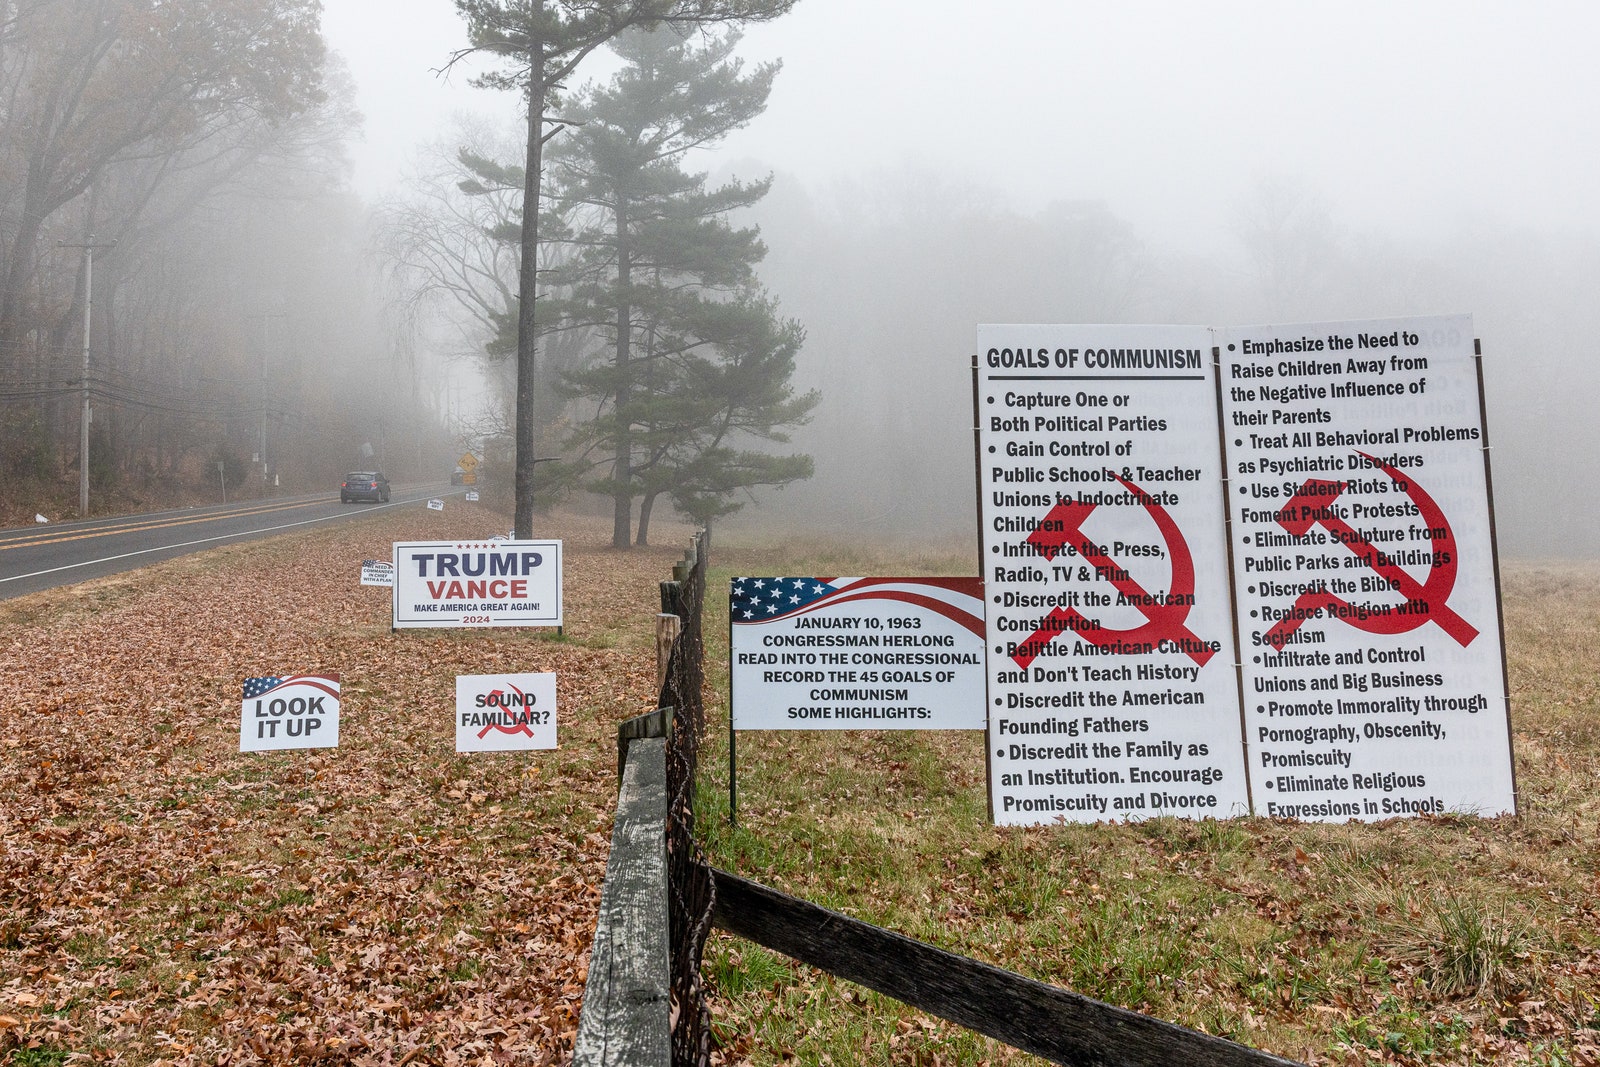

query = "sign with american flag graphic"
[
  {"left": 359, "top": 559, "right": 394, "bottom": 586},
  {"left": 239, "top": 674, "right": 340, "bottom": 752},
  {"left": 730, "top": 577, "right": 985, "bottom": 730}
]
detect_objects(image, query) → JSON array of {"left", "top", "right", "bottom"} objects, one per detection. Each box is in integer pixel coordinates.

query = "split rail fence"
[{"left": 572, "top": 532, "right": 1308, "bottom": 1067}]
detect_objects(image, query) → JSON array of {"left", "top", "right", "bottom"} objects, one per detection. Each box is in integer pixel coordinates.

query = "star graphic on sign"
[
  {"left": 242, "top": 676, "right": 283, "bottom": 699},
  {"left": 742, "top": 610, "right": 754, "bottom": 619},
  {"left": 766, "top": 604, "right": 779, "bottom": 614},
  {"left": 790, "top": 595, "right": 801, "bottom": 604}
]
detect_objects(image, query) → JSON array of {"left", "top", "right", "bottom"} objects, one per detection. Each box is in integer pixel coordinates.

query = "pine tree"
[
  {"left": 544, "top": 27, "right": 816, "bottom": 545},
  {"left": 453, "top": 0, "right": 798, "bottom": 538}
]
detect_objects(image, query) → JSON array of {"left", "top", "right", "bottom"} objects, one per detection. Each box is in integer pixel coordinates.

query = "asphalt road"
[{"left": 0, "top": 484, "right": 470, "bottom": 601}]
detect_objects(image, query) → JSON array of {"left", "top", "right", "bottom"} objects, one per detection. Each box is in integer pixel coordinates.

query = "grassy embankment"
[{"left": 697, "top": 536, "right": 1600, "bottom": 1067}]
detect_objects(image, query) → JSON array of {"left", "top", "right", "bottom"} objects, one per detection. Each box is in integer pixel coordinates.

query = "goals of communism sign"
[{"left": 975, "top": 316, "right": 1512, "bottom": 826}]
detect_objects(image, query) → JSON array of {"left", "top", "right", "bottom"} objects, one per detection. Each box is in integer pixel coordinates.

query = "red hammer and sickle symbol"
[
  {"left": 1016, "top": 471, "right": 1216, "bottom": 670},
  {"left": 1263, "top": 453, "right": 1477, "bottom": 649},
  {"left": 479, "top": 686, "right": 537, "bottom": 739}
]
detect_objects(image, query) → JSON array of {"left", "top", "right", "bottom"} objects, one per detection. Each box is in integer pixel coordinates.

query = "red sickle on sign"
[
  {"left": 479, "top": 686, "right": 537, "bottom": 739},
  {"left": 1263, "top": 453, "right": 1477, "bottom": 648},
  {"left": 1019, "top": 471, "right": 1216, "bottom": 669}
]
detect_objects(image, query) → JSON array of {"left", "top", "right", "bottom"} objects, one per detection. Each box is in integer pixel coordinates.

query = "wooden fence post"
[{"left": 655, "top": 613, "right": 682, "bottom": 692}]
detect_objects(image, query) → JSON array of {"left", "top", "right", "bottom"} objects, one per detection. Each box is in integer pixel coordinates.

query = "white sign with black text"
[
  {"left": 975, "top": 316, "right": 1513, "bottom": 826},
  {"left": 392, "top": 540, "right": 563, "bottom": 628},
  {"left": 455, "top": 673, "right": 557, "bottom": 751},
  {"left": 977, "top": 325, "right": 1250, "bottom": 825},
  {"left": 1217, "top": 315, "right": 1513, "bottom": 821},
  {"left": 359, "top": 559, "right": 394, "bottom": 586},
  {"left": 730, "top": 577, "right": 987, "bottom": 730},
  {"left": 239, "top": 674, "right": 340, "bottom": 752}
]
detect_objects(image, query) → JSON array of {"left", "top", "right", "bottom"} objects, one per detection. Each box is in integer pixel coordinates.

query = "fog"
[
  {"left": 324, "top": 1, "right": 1600, "bottom": 556},
  {"left": 9, "top": 2, "right": 1585, "bottom": 551}
]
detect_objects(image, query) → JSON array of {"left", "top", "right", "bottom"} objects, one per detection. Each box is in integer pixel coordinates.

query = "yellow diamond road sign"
[{"left": 457, "top": 452, "right": 479, "bottom": 471}]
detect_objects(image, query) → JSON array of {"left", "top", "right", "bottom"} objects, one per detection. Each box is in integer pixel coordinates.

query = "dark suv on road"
[{"left": 341, "top": 471, "right": 390, "bottom": 503}]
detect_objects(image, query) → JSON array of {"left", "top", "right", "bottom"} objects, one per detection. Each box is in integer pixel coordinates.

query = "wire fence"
[{"left": 658, "top": 530, "right": 715, "bottom": 1066}]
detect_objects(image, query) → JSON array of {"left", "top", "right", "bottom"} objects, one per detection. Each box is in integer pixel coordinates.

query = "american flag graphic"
[
  {"left": 242, "top": 676, "right": 283, "bottom": 699},
  {"left": 242, "top": 675, "right": 340, "bottom": 700},
  {"left": 730, "top": 577, "right": 985, "bottom": 637}
]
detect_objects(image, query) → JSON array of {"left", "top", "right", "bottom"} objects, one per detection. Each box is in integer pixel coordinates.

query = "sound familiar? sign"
[{"left": 455, "top": 673, "right": 557, "bottom": 751}]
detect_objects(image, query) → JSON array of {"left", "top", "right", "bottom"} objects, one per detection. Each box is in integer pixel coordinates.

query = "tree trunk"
[
  {"left": 512, "top": 27, "right": 546, "bottom": 540},
  {"left": 637, "top": 490, "right": 658, "bottom": 546},
  {"left": 0, "top": 207, "right": 46, "bottom": 351},
  {"left": 612, "top": 192, "right": 632, "bottom": 548}
]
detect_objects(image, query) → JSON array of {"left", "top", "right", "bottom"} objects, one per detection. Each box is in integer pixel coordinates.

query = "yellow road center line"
[{"left": 0, "top": 499, "right": 327, "bottom": 552}]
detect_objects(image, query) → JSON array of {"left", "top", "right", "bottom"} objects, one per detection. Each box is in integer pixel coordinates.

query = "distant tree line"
[{"left": 0, "top": 0, "right": 454, "bottom": 512}]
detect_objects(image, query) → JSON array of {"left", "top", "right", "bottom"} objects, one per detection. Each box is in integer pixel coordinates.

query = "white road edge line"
[{"left": 1, "top": 501, "right": 411, "bottom": 585}]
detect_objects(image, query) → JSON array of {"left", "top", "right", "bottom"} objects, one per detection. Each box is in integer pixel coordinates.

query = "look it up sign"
[
  {"left": 977, "top": 315, "right": 1514, "bottom": 826},
  {"left": 239, "top": 674, "right": 339, "bottom": 751}
]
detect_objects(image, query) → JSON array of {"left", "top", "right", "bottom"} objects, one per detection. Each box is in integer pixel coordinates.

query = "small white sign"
[
  {"left": 359, "top": 559, "right": 394, "bottom": 586},
  {"left": 427, "top": 498, "right": 445, "bottom": 511},
  {"left": 465, "top": 490, "right": 480, "bottom": 502},
  {"left": 240, "top": 674, "right": 340, "bottom": 751},
  {"left": 456, "top": 673, "right": 557, "bottom": 751}
]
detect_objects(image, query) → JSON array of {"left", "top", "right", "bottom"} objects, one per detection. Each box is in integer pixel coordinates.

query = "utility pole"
[{"left": 61, "top": 234, "right": 116, "bottom": 517}]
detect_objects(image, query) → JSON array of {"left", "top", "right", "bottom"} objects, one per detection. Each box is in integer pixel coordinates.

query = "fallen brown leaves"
[{"left": 0, "top": 506, "right": 695, "bottom": 1065}]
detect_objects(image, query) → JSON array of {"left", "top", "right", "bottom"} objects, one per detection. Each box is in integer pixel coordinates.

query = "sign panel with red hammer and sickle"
[
  {"left": 978, "top": 323, "right": 1249, "bottom": 827},
  {"left": 1218, "top": 314, "right": 1514, "bottom": 822}
]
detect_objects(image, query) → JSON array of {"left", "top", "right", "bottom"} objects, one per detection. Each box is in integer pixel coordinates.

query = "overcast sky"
[{"left": 321, "top": 1, "right": 1600, "bottom": 249}]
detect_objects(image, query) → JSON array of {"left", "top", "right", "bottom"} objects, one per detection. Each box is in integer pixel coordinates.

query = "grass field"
[
  {"left": 695, "top": 538, "right": 1600, "bottom": 1066},
  {"left": 1, "top": 511, "right": 1597, "bottom": 1065}
]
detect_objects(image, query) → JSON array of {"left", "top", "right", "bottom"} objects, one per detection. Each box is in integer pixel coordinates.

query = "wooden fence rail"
[
  {"left": 572, "top": 733, "right": 671, "bottom": 1067},
  {"left": 711, "top": 869, "right": 1307, "bottom": 1067}
]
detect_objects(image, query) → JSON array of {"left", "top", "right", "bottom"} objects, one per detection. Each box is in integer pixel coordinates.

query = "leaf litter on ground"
[{"left": 0, "top": 505, "right": 693, "bottom": 1065}]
